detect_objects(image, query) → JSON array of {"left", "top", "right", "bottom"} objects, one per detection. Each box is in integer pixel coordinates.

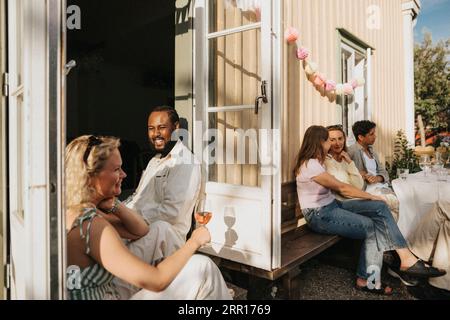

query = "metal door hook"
[{"left": 64, "top": 60, "right": 77, "bottom": 75}]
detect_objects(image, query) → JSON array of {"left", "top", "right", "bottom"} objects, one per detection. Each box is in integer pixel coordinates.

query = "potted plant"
[{"left": 386, "top": 130, "right": 421, "bottom": 181}]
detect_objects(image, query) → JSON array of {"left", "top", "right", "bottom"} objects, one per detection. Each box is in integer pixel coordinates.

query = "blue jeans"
[{"left": 302, "top": 200, "right": 408, "bottom": 280}]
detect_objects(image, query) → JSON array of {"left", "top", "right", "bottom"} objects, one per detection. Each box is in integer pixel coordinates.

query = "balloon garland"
[{"left": 285, "top": 27, "right": 365, "bottom": 97}]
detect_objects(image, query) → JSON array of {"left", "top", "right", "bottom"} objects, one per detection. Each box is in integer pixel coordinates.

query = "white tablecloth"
[{"left": 392, "top": 173, "right": 450, "bottom": 241}]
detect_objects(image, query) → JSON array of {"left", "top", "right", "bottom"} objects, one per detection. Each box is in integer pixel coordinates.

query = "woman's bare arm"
[
  {"left": 97, "top": 212, "right": 143, "bottom": 240},
  {"left": 313, "top": 172, "right": 383, "bottom": 201},
  {"left": 88, "top": 218, "right": 209, "bottom": 292}
]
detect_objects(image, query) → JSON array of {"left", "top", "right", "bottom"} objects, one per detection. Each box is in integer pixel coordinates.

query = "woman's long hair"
[
  {"left": 327, "top": 125, "right": 347, "bottom": 153},
  {"left": 293, "top": 126, "right": 329, "bottom": 175},
  {"left": 65, "top": 135, "right": 120, "bottom": 208}
]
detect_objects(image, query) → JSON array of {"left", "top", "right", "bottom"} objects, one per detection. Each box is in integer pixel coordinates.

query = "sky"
[{"left": 414, "top": 0, "right": 450, "bottom": 43}]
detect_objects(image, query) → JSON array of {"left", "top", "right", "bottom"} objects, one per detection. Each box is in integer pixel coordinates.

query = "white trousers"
[
  {"left": 130, "top": 254, "right": 232, "bottom": 300},
  {"left": 113, "top": 221, "right": 232, "bottom": 300}
]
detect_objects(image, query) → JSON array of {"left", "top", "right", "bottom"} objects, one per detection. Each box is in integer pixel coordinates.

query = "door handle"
[
  {"left": 254, "top": 80, "right": 268, "bottom": 114},
  {"left": 64, "top": 60, "right": 77, "bottom": 75}
]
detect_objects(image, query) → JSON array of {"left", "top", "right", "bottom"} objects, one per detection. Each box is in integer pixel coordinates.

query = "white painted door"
[
  {"left": 6, "top": 0, "right": 65, "bottom": 299},
  {"left": 7, "top": 0, "right": 27, "bottom": 299},
  {"left": 194, "top": 0, "right": 276, "bottom": 271}
]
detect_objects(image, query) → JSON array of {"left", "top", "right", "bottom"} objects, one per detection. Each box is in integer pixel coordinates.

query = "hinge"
[
  {"left": 2, "top": 72, "right": 9, "bottom": 97},
  {"left": 4, "top": 263, "right": 11, "bottom": 289}
]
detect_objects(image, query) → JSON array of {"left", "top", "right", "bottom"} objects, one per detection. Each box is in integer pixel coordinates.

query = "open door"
[
  {"left": 194, "top": 0, "right": 276, "bottom": 271},
  {"left": 7, "top": 0, "right": 27, "bottom": 298},
  {"left": 6, "top": 0, "right": 66, "bottom": 299}
]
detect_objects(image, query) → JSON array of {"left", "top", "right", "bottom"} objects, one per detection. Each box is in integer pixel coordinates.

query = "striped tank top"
[{"left": 67, "top": 207, "right": 119, "bottom": 300}]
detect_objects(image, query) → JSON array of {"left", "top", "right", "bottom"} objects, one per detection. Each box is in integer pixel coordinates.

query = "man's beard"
[{"left": 149, "top": 139, "right": 177, "bottom": 157}]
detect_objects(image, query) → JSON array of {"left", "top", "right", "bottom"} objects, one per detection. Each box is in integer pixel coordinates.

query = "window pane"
[
  {"left": 340, "top": 43, "right": 368, "bottom": 142},
  {"left": 209, "top": 0, "right": 261, "bottom": 33},
  {"left": 207, "top": 110, "right": 261, "bottom": 187},
  {"left": 209, "top": 28, "right": 261, "bottom": 108}
]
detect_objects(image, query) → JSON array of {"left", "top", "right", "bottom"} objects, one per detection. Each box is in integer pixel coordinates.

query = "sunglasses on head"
[{"left": 83, "top": 135, "right": 102, "bottom": 164}]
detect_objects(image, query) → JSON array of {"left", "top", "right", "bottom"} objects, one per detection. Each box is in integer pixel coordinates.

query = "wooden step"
[{"left": 219, "top": 225, "right": 340, "bottom": 281}]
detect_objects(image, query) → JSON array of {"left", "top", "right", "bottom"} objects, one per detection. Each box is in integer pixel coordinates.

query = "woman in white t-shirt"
[{"left": 294, "top": 126, "right": 445, "bottom": 295}]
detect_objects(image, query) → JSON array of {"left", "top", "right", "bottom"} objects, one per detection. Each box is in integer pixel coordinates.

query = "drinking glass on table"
[
  {"left": 397, "top": 168, "right": 409, "bottom": 181},
  {"left": 195, "top": 198, "right": 212, "bottom": 226},
  {"left": 434, "top": 152, "right": 445, "bottom": 170},
  {"left": 419, "top": 155, "right": 432, "bottom": 178},
  {"left": 436, "top": 167, "right": 448, "bottom": 182}
]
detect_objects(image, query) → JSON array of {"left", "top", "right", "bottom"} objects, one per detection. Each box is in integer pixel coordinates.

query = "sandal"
[
  {"left": 355, "top": 283, "right": 394, "bottom": 296},
  {"left": 399, "top": 260, "right": 446, "bottom": 278}
]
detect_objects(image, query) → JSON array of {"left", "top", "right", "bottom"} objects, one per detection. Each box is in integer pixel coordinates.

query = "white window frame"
[{"left": 338, "top": 33, "right": 373, "bottom": 144}]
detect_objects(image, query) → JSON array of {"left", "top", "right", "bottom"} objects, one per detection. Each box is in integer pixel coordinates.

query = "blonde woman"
[
  {"left": 65, "top": 135, "right": 231, "bottom": 300},
  {"left": 325, "top": 125, "right": 399, "bottom": 221}
]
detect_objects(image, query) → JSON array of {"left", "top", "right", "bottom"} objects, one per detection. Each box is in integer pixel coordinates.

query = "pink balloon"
[
  {"left": 325, "top": 80, "right": 337, "bottom": 92},
  {"left": 343, "top": 83, "right": 354, "bottom": 95},
  {"left": 313, "top": 73, "right": 326, "bottom": 86},
  {"left": 285, "top": 27, "right": 299, "bottom": 43},
  {"left": 296, "top": 47, "right": 309, "bottom": 60}
]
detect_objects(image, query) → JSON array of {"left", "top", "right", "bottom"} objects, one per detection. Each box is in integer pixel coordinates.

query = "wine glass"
[
  {"left": 194, "top": 198, "right": 212, "bottom": 226},
  {"left": 419, "top": 155, "right": 432, "bottom": 178},
  {"left": 434, "top": 152, "right": 445, "bottom": 171}
]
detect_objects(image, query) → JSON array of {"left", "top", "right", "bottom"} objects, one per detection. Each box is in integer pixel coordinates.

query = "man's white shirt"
[{"left": 125, "top": 140, "right": 201, "bottom": 245}]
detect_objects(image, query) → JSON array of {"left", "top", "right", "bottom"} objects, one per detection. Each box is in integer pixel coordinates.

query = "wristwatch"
[{"left": 103, "top": 198, "right": 121, "bottom": 214}]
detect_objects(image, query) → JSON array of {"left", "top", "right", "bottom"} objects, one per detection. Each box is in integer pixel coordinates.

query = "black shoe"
[
  {"left": 399, "top": 260, "right": 447, "bottom": 278},
  {"left": 387, "top": 267, "right": 420, "bottom": 286},
  {"left": 383, "top": 251, "right": 400, "bottom": 268}
]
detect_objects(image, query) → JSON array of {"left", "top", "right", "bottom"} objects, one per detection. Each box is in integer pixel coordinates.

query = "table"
[{"left": 392, "top": 172, "right": 450, "bottom": 240}]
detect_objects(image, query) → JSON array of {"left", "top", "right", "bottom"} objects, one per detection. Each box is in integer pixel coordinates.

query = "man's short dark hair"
[
  {"left": 150, "top": 106, "right": 180, "bottom": 126},
  {"left": 352, "top": 120, "right": 376, "bottom": 141}
]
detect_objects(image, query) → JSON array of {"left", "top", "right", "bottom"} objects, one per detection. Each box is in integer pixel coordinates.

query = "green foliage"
[
  {"left": 386, "top": 130, "right": 420, "bottom": 181},
  {"left": 414, "top": 33, "right": 450, "bottom": 131}
]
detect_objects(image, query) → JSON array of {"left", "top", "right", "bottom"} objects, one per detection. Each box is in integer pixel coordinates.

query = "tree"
[{"left": 414, "top": 33, "right": 450, "bottom": 132}]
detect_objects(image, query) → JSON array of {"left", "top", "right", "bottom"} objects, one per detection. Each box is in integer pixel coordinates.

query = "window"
[{"left": 338, "top": 30, "right": 372, "bottom": 144}]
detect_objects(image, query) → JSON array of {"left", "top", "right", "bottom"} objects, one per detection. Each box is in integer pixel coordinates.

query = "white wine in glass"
[{"left": 195, "top": 199, "right": 212, "bottom": 225}]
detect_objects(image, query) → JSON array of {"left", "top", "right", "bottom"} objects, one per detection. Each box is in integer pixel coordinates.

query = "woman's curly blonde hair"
[{"left": 65, "top": 135, "right": 120, "bottom": 208}]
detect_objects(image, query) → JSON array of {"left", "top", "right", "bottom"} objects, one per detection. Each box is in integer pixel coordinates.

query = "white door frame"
[
  {"left": 340, "top": 42, "right": 369, "bottom": 144},
  {"left": 48, "top": 0, "right": 67, "bottom": 300},
  {"left": 1, "top": 0, "right": 8, "bottom": 300}
]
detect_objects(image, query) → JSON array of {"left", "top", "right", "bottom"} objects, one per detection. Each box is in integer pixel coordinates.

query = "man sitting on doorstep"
[
  {"left": 347, "top": 120, "right": 399, "bottom": 221},
  {"left": 325, "top": 124, "right": 399, "bottom": 222},
  {"left": 124, "top": 106, "right": 201, "bottom": 248}
]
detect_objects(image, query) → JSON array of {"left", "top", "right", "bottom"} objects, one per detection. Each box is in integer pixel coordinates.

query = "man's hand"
[{"left": 364, "top": 175, "right": 384, "bottom": 184}]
